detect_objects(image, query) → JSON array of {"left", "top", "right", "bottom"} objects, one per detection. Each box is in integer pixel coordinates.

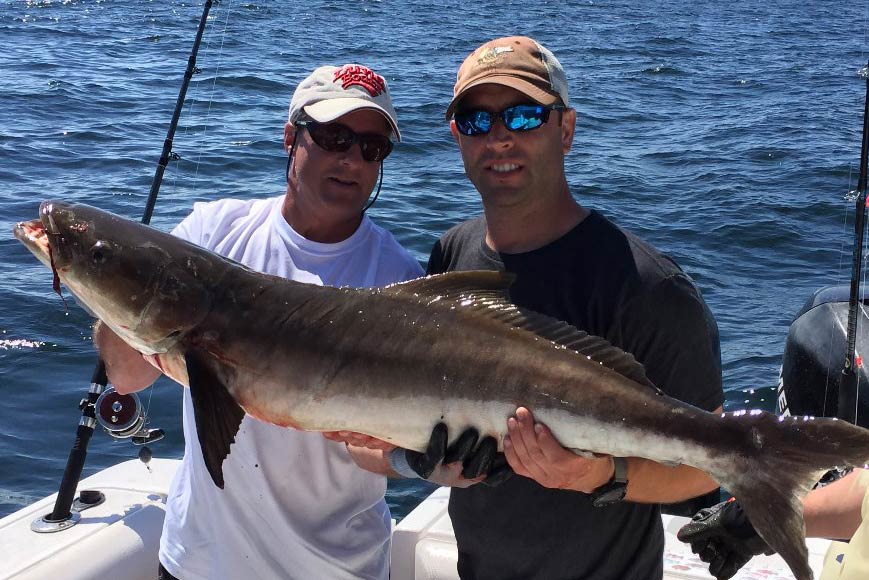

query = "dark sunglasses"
[
  {"left": 454, "top": 104, "right": 565, "bottom": 136},
  {"left": 297, "top": 120, "right": 393, "bottom": 162}
]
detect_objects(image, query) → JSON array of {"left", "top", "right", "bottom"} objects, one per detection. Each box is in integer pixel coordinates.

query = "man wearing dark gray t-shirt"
[{"left": 429, "top": 36, "right": 725, "bottom": 580}]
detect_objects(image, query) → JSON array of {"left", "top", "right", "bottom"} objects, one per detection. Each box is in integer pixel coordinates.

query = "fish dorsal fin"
[
  {"left": 382, "top": 270, "right": 515, "bottom": 304},
  {"left": 382, "top": 271, "right": 659, "bottom": 391},
  {"left": 527, "top": 321, "right": 659, "bottom": 391}
]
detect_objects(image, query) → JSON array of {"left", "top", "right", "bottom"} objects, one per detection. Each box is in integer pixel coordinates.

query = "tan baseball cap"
[
  {"left": 445, "top": 36, "right": 569, "bottom": 120},
  {"left": 289, "top": 64, "right": 401, "bottom": 142}
]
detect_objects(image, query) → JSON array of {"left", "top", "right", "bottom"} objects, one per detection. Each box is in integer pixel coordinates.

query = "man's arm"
[
  {"left": 504, "top": 406, "right": 721, "bottom": 503},
  {"left": 803, "top": 468, "right": 867, "bottom": 540},
  {"left": 677, "top": 468, "right": 868, "bottom": 580},
  {"left": 93, "top": 321, "right": 161, "bottom": 394},
  {"left": 332, "top": 426, "right": 495, "bottom": 488},
  {"left": 345, "top": 444, "right": 397, "bottom": 477}
]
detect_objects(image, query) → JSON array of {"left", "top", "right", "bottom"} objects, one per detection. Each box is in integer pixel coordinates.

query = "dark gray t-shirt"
[{"left": 427, "top": 211, "right": 723, "bottom": 580}]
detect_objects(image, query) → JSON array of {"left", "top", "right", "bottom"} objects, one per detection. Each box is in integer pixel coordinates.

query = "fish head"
[{"left": 13, "top": 200, "right": 215, "bottom": 354}]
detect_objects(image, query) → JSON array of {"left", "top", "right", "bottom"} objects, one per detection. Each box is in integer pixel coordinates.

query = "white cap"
[{"left": 289, "top": 64, "right": 401, "bottom": 142}]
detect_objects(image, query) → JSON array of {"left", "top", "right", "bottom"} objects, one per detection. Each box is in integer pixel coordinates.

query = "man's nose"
[
  {"left": 485, "top": 119, "right": 514, "bottom": 150},
  {"left": 338, "top": 142, "right": 367, "bottom": 165}
]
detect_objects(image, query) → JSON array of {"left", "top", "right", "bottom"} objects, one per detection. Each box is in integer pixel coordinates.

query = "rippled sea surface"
[{"left": 1, "top": 0, "right": 868, "bottom": 519}]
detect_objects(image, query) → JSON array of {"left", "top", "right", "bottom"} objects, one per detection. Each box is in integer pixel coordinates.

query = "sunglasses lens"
[
  {"left": 359, "top": 136, "right": 393, "bottom": 162},
  {"left": 455, "top": 105, "right": 553, "bottom": 135},
  {"left": 307, "top": 122, "right": 392, "bottom": 162},
  {"left": 309, "top": 123, "right": 353, "bottom": 152},
  {"left": 455, "top": 111, "right": 492, "bottom": 136},
  {"left": 503, "top": 105, "right": 547, "bottom": 131}
]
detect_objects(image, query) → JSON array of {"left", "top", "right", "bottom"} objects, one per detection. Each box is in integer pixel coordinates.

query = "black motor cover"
[{"left": 778, "top": 285, "right": 869, "bottom": 427}]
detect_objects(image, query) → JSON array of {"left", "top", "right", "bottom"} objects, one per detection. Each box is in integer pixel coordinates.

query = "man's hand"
[
  {"left": 323, "top": 424, "right": 513, "bottom": 487},
  {"left": 676, "top": 498, "right": 773, "bottom": 580},
  {"left": 388, "top": 423, "right": 513, "bottom": 487},
  {"left": 93, "top": 320, "right": 160, "bottom": 393},
  {"left": 322, "top": 431, "right": 397, "bottom": 451},
  {"left": 504, "top": 407, "right": 614, "bottom": 492}
]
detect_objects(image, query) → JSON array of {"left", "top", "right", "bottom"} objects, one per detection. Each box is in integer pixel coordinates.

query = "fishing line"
[
  {"left": 865, "top": 0, "right": 868, "bottom": 63},
  {"left": 189, "top": 0, "right": 235, "bottom": 189},
  {"left": 819, "top": 65, "right": 869, "bottom": 424},
  {"left": 142, "top": 0, "right": 235, "bottom": 423},
  {"left": 38, "top": 2, "right": 218, "bottom": 529},
  {"left": 858, "top": 0, "right": 869, "bottom": 420},
  {"left": 841, "top": 59, "right": 869, "bottom": 425},
  {"left": 173, "top": 0, "right": 227, "bottom": 183},
  {"left": 827, "top": 177, "right": 862, "bottom": 417},
  {"left": 857, "top": 70, "right": 869, "bottom": 426},
  {"left": 825, "top": 188, "right": 855, "bottom": 416}
]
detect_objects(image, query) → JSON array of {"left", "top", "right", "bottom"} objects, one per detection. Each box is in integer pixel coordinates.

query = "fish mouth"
[
  {"left": 14, "top": 202, "right": 72, "bottom": 300},
  {"left": 13, "top": 218, "right": 52, "bottom": 268}
]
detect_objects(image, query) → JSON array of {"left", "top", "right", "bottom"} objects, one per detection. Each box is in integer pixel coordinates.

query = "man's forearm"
[
  {"left": 346, "top": 444, "right": 400, "bottom": 477},
  {"left": 93, "top": 321, "right": 160, "bottom": 393},
  {"left": 619, "top": 404, "right": 724, "bottom": 503},
  {"left": 803, "top": 469, "right": 866, "bottom": 539},
  {"left": 622, "top": 457, "right": 719, "bottom": 503}
]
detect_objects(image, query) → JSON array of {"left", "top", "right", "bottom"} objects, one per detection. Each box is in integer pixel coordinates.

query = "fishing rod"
[
  {"left": 33, "top": 0, "right": 214, "bottom": 533},
  {"left": 839, "top": 60, "right": 869, "bottom": 426}
]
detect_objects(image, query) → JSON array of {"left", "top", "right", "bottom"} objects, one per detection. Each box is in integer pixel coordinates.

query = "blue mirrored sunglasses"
[{"left": 454, "top": 104, "right": 565, "bottom": 136}]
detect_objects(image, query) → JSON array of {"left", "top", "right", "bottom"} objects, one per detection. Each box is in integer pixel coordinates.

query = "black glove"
[
  {"left": 396, "top": 423, "right": 513, "bottom": 486},
  {"left": 676, "top": 498, "right": 774, "bottom": 580}
]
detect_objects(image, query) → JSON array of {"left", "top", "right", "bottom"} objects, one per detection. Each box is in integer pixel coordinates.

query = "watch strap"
[
  {"left": 387, "top": 448, "right": 421, "bottom": 479},
  {"left": 612, "top": 456, "right": 628, "bottom": 484},
  {"left": 590, "top": 457, "right": 628, "bottom": 507}
]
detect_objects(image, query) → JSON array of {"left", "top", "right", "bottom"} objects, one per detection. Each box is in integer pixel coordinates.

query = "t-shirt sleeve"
[
  {"left": 616, "top": 274, "right": 724, "bottom": 412},
  {"left": 403, "top": 259, "right": 425, "bottom": 281},
  {"left": 426, "top": 240, "right": 445, "bottom": 275},
  {"left": 371, "top": 229, "right": 425, "bottom": 284},
  {"left": 428, "top": 236, "right": 454, "bottom": 275},
  {"left": 170, "top": 205, "right": 204, "bottom": 245}
]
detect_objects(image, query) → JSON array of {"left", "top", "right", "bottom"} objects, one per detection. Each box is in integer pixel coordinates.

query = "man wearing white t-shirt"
[{"left": 94, "top": 64, "right": 423, "bottom": 580}]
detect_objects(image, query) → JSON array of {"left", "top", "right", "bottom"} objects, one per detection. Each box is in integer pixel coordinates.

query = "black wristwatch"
[{"left": 590, "top": 457, "right": 628, "bottom": 507}]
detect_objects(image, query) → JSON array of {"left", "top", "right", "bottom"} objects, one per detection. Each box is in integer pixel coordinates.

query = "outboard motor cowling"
[{"left": 778, "top": 285, "right": 869, "bottom": 427}]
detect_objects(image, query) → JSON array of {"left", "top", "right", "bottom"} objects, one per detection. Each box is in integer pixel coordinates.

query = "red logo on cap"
[{"left": 333, "top": 65, "right": 385, "bottom": 97}]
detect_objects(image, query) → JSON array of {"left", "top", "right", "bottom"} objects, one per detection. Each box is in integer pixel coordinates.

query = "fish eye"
[{"left": 90, "top": 241, "right": 111, "bottom": 265}]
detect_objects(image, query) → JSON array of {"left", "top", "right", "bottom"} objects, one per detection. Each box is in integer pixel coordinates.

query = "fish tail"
[{"left": 713, "top": 413, "right": 869, "bottom": 580}]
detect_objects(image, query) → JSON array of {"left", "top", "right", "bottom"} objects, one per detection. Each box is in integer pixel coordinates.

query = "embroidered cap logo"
[
  {"left": 333, "top": 65, "right": 386, "bottom": 97},
  {"left": 476, "top": 45, "right": 514, "bottom": 65}
]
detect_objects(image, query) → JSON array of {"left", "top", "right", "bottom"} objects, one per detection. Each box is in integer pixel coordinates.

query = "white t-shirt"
[{"left": 158, "top": 196, "right": 424, "bottom": 580}]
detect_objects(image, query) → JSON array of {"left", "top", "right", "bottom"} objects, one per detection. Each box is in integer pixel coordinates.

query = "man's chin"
[{"left": 478, "top": 186, "right": 530, "bottom": 209}]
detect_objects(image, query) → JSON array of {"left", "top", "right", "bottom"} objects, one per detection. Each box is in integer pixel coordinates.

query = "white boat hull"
[
  {"left": 0, "top": 460, "right": 832, "bottom": 579},
  {"left": 0, "top": 459, "right": 174, "bottom": 580},
  {"left": 391, "top": 487, "right": 833, "bottom": 580}
]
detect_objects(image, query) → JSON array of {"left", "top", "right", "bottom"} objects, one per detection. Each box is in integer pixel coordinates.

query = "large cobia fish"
[{"left": 13, "top": 201, "right": 869, "bottom": 580}]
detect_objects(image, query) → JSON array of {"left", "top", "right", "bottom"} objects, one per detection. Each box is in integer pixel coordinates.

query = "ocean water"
[{"left": 0, "top": 0, "right": 867, "bottom": 520}]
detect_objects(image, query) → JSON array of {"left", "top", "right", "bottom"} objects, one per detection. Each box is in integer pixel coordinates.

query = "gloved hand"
[
  {"left": 676, "top": 498, "right": 774, "bottom": 580},
  {"left": 389, "top": 423, "right": 513, "bottom": 487}
]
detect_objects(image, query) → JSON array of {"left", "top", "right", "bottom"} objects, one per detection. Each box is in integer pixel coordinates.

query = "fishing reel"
[{"left": 91, "top": 386, "right": 164, "bottom": 445}]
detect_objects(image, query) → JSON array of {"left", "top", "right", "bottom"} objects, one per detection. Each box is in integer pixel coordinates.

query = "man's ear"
[
  {"left": 561, "top": 109, "right": 576, "bottom": 154},
  {"left": 284, "top": 122, "right": 296, "bottom": 153},
  {"left": 449, "top": 119, "right": 461, "bottom": 145}
]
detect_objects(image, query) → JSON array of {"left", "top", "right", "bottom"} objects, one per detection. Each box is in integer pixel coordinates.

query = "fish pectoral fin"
[{"left": 185, "top": 348, "right": 245, "bottom": 490}]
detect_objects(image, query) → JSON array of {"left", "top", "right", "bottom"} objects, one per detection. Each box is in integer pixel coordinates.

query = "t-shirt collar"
[{"left": 270, "top": 200, "right": 372, "bottom": 256}]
